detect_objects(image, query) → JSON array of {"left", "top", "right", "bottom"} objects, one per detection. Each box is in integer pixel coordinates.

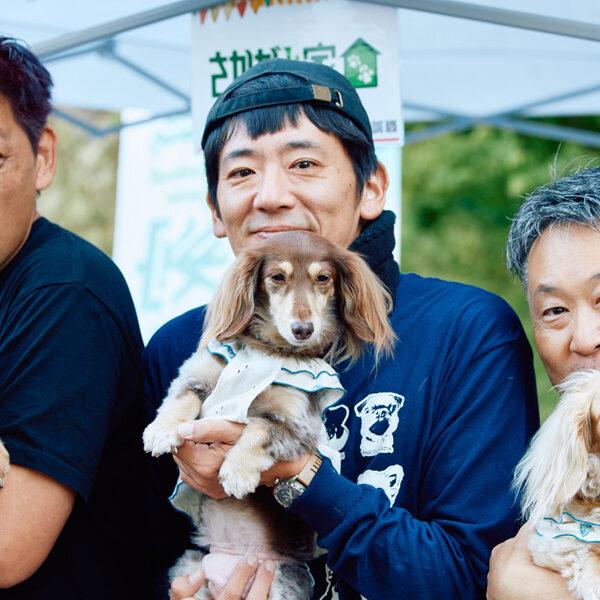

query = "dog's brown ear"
[
  {"left": 334, "top": 248, "right": 396, "bottom": 365},
  {"left": 200, "top": 250, "right": 264, "bottom": 345}
]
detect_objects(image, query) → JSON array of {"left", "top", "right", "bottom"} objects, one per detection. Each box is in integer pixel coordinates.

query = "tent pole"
[
  {"left": 360, "top": 0, "right": 600, "bottom": 42},
  {"left": 33, "top": 0, "right": 600, "bottom": 60},
  {"left": 32, "top": 0, "right": 217, "bottom": 59}
]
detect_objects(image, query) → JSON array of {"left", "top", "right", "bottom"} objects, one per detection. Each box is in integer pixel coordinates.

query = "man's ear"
[
  {"left": 359, "top": 161, "right": 388, "bottom": 221},
  {"left": 206, "top": 192, "right": 226, "bottom": 239},
  {"left": 35, "top": 125, "right": 57, "bottom": 192}
]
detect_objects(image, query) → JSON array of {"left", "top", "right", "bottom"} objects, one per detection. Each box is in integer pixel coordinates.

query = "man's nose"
[
  {"left": 254, "top": 167, "right": 295, "bottom": 211},
  {"left": 569, "top": 309, "right": 600, "bottom": 355}
]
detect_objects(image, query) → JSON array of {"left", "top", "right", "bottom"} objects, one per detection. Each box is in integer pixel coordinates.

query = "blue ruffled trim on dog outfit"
[{"left": 535, "top": 512, "right": 600, "bottom": 543}]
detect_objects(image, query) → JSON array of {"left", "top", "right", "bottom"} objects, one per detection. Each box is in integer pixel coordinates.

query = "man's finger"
[
  {"left": 170, "top": 568, "right": 205, "bottom": 600},
  {"left": 246, "top": 560, "right": 276, "bottom": 600},
  {"left": 177, "top": 418, "right": 244, "bottom": 445},
  {"left": 216, "top": 555, "right": 260, "bottom": 600}
]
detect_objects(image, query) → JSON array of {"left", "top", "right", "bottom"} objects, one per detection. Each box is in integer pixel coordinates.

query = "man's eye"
[
  {"left": 543, "top": 306, "right": 566, "bottom": 317},
  {"left": 271, "top": 273, "right": 285, "bottom": 282},
  {"left": 231, "top": 168, "right": 253, "bottom": 178},
  {"left": 294, "top": 160, "right": 314, "bottom": 169}
]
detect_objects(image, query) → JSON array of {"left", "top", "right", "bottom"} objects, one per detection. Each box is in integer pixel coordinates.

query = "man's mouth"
[{"left": 254, "top": 226, "right": 306, "bottom": 237}]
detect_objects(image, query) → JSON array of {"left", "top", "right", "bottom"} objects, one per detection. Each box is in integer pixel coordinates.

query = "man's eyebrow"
[
  {"left": 533, "top": 285, "right": 556, "bottom": 297},
  {"left": 534, "top": 273, "right": 600, "bottom": 296},
  {"left": 222, "top": 140, "right": 320, "bottom": 162},
  {"left": 285, "top": 140, "right": 320, "bottom": 150},
  {"left": 222, "top": 148, "right": 253, "bottom": 162}
]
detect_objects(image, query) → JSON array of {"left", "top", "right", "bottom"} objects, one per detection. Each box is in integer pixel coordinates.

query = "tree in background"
[{"left": 43, "top": 110, "right": 119, "bottom": 255}]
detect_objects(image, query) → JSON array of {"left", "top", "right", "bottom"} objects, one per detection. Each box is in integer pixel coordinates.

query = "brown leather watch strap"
[{"left": 296, "top": 453, "right": 323, "bottom": 488}]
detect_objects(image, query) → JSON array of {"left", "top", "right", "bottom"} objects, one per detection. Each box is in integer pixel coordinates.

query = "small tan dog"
[
  {"left": 514, "top": 369, "right": 600, "bottom": 600},
  {"left": 144, "top": 231, "right": 395, "bottom": 599},
  {"left": 0, "top": 439, "right": 9, "bottom": 487}
]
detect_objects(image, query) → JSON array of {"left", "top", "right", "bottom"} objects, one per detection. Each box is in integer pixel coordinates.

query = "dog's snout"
[{"left": 291, "top": 321, "right": 314, "bottom": 341}]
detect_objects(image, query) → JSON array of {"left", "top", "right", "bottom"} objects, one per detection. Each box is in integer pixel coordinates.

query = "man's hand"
[
  {"left": 487, "top": 524, "right": 574, "bottom": 600},
  {"left": 173, "top": 419, "right": 244, "bottom": 499},
  {"left": 170, "top": 555, "right": 275, "bottom": 600},
  {"left": 172, "top": 418, "right": 313, "bottom": 498}
]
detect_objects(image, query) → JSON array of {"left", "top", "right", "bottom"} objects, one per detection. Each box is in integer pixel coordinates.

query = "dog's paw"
[
  {"left": 143, "top": 419, "right": 183, "bottom": 456},
  {"left": 0, "top": 440, "right": 9, "bottom": 488},
  {"left": 219, "top": 459, "right": 261, "bottom": 499}
]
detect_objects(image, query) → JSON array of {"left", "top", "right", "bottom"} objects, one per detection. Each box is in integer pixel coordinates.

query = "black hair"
[
  {"left": 203, "top": 73, "right": 378, "bottom": 213},
  {"left": 0, "top": 37, "right": 53, "bottom": 153}
]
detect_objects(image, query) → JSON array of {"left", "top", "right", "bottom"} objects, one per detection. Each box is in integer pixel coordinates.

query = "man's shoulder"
[
  {"left": 145, "top": 306, "right": 206, "bottom": 362},
  {"left": 1, "top": 218, "right": 141, "bottom": 352},
  {"left": 395, "top": 272, "right": 524, "bottom": 342},
  {"left": 8, "top": 218, "right": 129, "bottom": 296}
]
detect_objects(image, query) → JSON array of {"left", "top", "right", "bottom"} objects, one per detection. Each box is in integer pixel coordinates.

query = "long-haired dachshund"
[
  {"left": 144, "top": 230, "right": 395, "bottom": 600},
  {"left": 514, "top": 369, "right": 600, "bottom": 600}
]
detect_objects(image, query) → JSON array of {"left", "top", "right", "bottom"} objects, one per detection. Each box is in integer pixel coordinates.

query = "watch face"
[{"left": 275, "top": 481, "right": 303, "bottom": 507}]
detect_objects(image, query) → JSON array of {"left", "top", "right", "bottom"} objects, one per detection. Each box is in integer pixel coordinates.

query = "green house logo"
[{"left": 342, "top": 38, "right": 380, "bottom": 88}]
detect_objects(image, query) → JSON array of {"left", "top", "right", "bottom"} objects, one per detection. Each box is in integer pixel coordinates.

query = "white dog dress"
[{"left": 170, "top": 339, "right": 345, "bottom": 598}]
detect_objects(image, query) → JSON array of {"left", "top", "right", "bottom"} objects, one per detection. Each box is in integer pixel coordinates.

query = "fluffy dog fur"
[
  {"left": 0, "top": 438, "right": 8, "bottom": 488},
  {"left": 144, "top": 230, "right": 395, "bottom": 599},
  {"left": 514, "top": 369, "right": 600, "bottom": 600}
]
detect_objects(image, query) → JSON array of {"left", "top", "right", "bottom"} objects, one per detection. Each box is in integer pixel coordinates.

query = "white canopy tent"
[
  {"left": 3, "top": 0, "right": 600, "bottom": 341},
  {"left": 1, "top": 0, "right": 600, "bottom": 146}
]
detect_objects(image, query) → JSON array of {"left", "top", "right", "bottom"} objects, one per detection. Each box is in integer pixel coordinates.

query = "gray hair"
[{"left": 507, "top": 167, "right": 600, "bottom": 286}]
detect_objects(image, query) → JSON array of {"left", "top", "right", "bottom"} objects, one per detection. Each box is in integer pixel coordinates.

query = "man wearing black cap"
[{"left": 143, "top": 59, "right": 539, "bottom": 600}]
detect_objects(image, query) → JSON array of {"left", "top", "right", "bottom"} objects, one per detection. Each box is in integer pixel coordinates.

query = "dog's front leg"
[
  {"left": 218, "top": 418, "right": 275, "bottom": 499},
  {"left": 219, "top": 386, "right": 321, "bottom": 499},
  {"left": 143, "top": 350, "right": 224, "bottom": 456}
]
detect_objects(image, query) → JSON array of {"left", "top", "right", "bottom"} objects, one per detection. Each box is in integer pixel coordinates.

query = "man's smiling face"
[
  {"left": 208, "top": 112, "right": 385, "bottom": 254},
  {"left": 526, "top": 223, "right": 600, "bottom": 386},
  {"left": 0, "top": 94, "right": 55, "bottom": 273}
]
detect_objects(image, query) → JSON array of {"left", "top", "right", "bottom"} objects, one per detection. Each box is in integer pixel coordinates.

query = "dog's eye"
[
  {"left": 271, "top": 273, "right": 285, "bottom": 282},
  {"left": 316, "top": 274, "right": 330, "bottom": 283}
]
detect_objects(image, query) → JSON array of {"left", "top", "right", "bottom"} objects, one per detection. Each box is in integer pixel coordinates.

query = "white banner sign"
[
  {"left": 191, "top": 0, "right": 403, "bottom": 150},
  {"left": 113, "top": 114, "right": 234, "bottom": 343}
]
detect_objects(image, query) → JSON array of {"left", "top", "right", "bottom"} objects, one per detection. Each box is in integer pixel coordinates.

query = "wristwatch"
[{"left": 273, "top": 453, "right": 323, "bottom": 508}]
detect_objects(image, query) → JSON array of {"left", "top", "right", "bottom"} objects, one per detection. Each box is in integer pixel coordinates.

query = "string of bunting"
[{"left": 198, "top": 0, "right": 326, "bottom": 23}]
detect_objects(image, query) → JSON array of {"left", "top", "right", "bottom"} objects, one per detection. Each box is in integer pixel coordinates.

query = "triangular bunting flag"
[{"left": 223, "top": 1, "right": 234, "bottom": 19}]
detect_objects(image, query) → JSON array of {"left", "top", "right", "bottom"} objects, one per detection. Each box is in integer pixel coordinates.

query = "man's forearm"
[{"left": 0, "top": 464, "right": 75, "bottom": 587}]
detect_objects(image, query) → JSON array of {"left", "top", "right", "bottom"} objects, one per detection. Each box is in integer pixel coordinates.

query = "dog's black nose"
[{"left": 292, "top": 321, "right": 314, "bottom": 340}]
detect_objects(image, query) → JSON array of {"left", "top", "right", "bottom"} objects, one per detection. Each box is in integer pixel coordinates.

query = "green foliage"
[
  {"left": 401, "top": 119, "right": 600, "bottom": 420},
  {"left": 41, "top": 110, "right": 120, "bottom": 256}
]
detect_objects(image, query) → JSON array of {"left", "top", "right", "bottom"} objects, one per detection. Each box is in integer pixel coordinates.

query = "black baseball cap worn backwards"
[{"left": 201, "top": 58, "right": 372, "bottom": 149}]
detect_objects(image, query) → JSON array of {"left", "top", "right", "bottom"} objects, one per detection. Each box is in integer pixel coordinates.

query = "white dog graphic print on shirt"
[
  {"left": 319, "top": 392, "right": 405, "bottom": 600},
  {"left": 354, "top": 392, "right": 404, "bottom": 456}
]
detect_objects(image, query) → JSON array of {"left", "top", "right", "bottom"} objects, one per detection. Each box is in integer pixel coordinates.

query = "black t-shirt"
[{"left": 0, "top": 218, "right": 150, "bottom": 598}]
